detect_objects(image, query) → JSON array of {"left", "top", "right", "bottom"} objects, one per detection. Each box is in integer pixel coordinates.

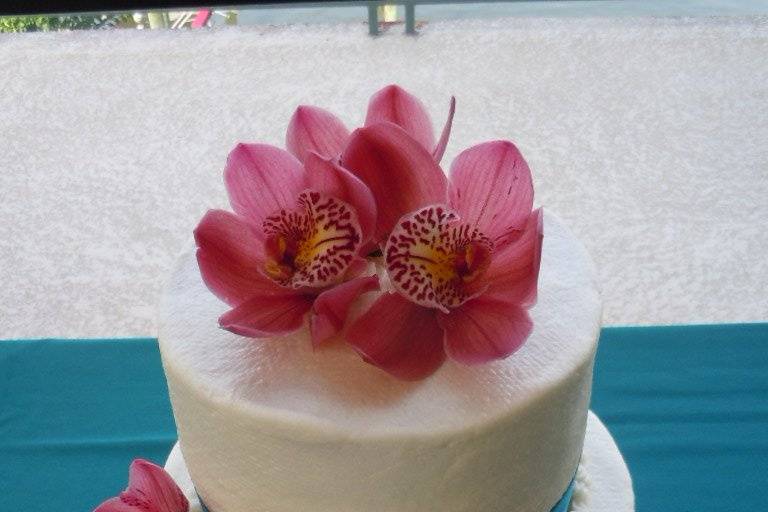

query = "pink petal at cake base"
[{"left": 94, "top": 459, "right": 189, "bottom": 512}]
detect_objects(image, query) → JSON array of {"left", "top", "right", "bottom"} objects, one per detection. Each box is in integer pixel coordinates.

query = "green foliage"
[
  {"left": 0, "top": 14, "right": 132, "bottom": 33},
  {"left": 0, "top": 16, "right": 52, "bottom": 32}
]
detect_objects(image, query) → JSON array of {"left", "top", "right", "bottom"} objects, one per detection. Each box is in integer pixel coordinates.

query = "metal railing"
[
  {"left": 5, "top": 1, "right": 765, "bottom": 36},
  {"left": 0, "top": 0, "right": 606, "bottom": 36}
]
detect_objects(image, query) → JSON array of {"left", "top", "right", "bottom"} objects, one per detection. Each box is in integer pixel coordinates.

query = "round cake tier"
[
  {"left": 165, "top": 412, "right": 634, "bottom": 512},
  {"left": 159, "top": 212, "right": 602, "bottom": 512}
]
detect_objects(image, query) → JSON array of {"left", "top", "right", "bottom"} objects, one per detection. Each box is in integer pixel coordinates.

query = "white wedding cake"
[
  {"left": 88, "top": 85, "right": 640, "bottom": 512},
  {"left": 158, "top": 212, "right": 633, "bottom": 512}
]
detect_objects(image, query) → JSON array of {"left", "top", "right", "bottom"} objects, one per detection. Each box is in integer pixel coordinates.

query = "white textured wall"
[{"left": 1, "top": 17, "right": 766, "bottom": 338}]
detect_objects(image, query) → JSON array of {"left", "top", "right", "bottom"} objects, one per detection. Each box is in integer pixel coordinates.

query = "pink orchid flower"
[
  {"left": 285, "top": 84, "right": 456, "bottom": 165},
  {"left": 340, "top": 121, "right": 544, "bottom": 381},
  {"left": 94, "top": 459, "right": 188, "bottom": 512},
  {"left": 194, "top": 144, "right": 379, "bottom": 346}
]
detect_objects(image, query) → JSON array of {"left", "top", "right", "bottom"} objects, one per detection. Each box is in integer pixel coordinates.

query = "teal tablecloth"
[{"left": 1, "top": 324, "right": 766, "bottom": 511}]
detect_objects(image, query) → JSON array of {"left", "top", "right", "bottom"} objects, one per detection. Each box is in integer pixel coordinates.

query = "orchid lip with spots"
[{"left": 193, "top": 85, "right": 542, "bottom": 381}]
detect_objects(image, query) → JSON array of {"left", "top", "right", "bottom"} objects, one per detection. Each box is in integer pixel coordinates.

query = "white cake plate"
[{"left": 165, "top": 411, "right": 634, "bottom": 512}]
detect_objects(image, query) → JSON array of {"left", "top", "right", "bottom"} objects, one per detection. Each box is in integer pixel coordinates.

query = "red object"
[
  {"left": 191, "top": 9, "right": 211, "bottom": 28},
  {"left": 94, "top": 459, "right": 188, "bottom": 512}
]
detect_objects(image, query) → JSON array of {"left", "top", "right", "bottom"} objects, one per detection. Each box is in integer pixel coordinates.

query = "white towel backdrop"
[{"left": 0, "top": 17, "right": 766, "bottom": 338}]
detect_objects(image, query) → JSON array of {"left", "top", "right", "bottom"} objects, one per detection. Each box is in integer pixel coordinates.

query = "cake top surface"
[{"left": 159, "top": 212, "right": 601, "bottom": 435}]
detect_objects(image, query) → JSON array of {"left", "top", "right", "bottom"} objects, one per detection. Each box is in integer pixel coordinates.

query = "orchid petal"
[
  {"left": 365, "top": 84, "right": 436, "bottom": 153},
  {"left": 341, "top": 122, "right": 448, "bottom": 243},
  {"left": 95, "top": 498, "right": 143, "bottom": 512},
  {"left": 432, "top": 96, "right": 456, "bottom": 163},
  {"left": 344, "top": 256, "right": 371, "bottom": 280},
  {"left": 94, "top": 459, "right": 188, "bottom": 512},
  {"left": 484, "top": 208, "right": 543, "bottom": 307},
  {"left": 194, "top": 209, "right": 282, "bottom": 307},
  {"left": 304, "top": 152, "right": 377, "bottom": 244},
  {"left": 219, "top": 292, "right": 313, "bottom": 338},
  {"left": 448, "top": 140, "right": 533, "bottom": 244},
  {"left": 95, "top": 498, "right": 147, "bottom": 512},
  {"left": 346, "top": 292, "right": 446, "bottom": 381},
  {"left": 310, "top": 275, "right": 379, "bottom": 346},
  {"left": 286, "top": 105, "right": 350, "bottom": 163},
  {"left": 224, "top": 143, "right": 306, "bottom": 228},
  {"left": 438, "top": 296, "right": 533, "bottom": 365}
]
